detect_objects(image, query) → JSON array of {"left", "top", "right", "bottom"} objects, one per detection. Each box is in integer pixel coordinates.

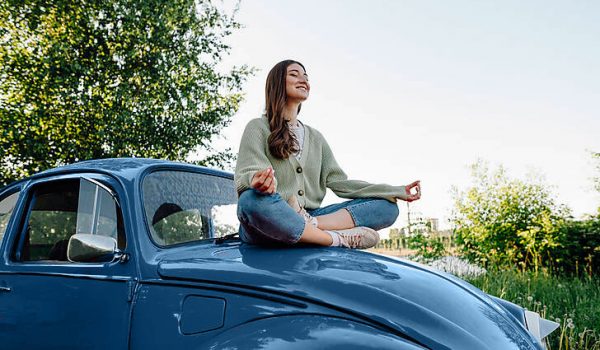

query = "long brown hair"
[{"left": 265, "top": 60, "right": 305, "bottom": 159}]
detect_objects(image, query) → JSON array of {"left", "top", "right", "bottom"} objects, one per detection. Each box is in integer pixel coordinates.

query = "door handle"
[{"left": 0, "top": 286, "right": 10, "bottom": 292}]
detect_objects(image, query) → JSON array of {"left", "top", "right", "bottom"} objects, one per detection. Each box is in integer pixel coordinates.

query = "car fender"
[{"left": 198, "top": 314, "right": 426, "bottom": 350}]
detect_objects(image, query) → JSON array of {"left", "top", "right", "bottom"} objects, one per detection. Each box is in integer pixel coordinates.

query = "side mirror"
[{"left": 67, "top": 234, "right": 128, "bottom": 263}]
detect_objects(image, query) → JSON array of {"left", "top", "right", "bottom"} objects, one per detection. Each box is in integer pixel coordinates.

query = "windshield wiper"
[{"left": 213, "top": 233, "right": 240, "bottom": 245}]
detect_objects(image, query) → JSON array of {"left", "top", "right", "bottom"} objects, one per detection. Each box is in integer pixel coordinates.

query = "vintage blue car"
[{"left": 0, "top": 158, "right": 558, "bottom": 349}]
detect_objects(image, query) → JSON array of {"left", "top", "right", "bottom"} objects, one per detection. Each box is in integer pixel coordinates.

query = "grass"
[
  {"left": 465, "top": 269, "right": 600, "bottom": 350},
  {"left": 373, "top": 245, "right": 600, "bottom": 349}
]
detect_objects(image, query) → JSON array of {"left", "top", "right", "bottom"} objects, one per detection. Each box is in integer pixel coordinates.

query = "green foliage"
[
  {"left": 552, "top": 214, "right": 600, "bottom": 276},
  {"left": 406, "top": 233, "right": 446, "bottom": 261},
  {"left": 405, "top": 216, "right": 446, "bottom": 260},
  {"left": 152, "top": 209, "right": 207, "bottom": 245},
  {"left": 29, "top": 210, "right": 77, "bottom": 244},
  {"left": 0, "top": 0, "right": 251, "bottom": 186},
  {"left": 467, "top": 270, "right": 600, "bottom": 350},
  {"left": 408, "top": 232, "right": 446, "bottom": 260},
  {"left": 27, "top": 210, "right": 77, "bottom": 260},
  {"left": 151, "top": 208, "right": 237, "bottom": 245},
  {"left": 451, "top": 160, "right": 569, "bottom": 271}
]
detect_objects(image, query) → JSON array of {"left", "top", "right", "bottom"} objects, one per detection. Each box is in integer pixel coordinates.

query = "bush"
[
  {"left": 452, "top": 161, "right": 569, "bottom": 271},
  {"left": 407, "top": 232, "right": 446, "bottom": 261},
  {"left": 550, "top": 213, "right": 600, "bottom": 276}
]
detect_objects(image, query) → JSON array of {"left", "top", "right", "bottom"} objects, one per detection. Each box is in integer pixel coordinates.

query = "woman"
[{"left": 235, "top": 60, "right": 421, "bottom": 249}]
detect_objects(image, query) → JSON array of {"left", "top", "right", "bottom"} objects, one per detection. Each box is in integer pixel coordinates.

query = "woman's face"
[{"left": 285, "top": 63, "right": 310, "bottom": 102}]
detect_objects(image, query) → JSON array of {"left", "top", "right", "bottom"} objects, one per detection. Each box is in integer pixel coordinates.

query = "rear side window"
[
  {"left": 15, "top": 178, "right": 125, "bottom": 262},
  {"left": 143, "top": 171, "right": 237, "bottom": 246},
  {"left": 0, "top": 191, "right": 20, "bottom": 244}
]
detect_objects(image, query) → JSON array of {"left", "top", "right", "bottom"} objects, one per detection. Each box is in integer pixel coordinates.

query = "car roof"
[{"left": 1, "top": 158, "right": 233, "bottom": 192}]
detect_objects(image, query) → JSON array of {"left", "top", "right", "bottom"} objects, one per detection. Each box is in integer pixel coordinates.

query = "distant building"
[
  {"left": 428, "top": 218, "right": 439, "bottom": 232},
  {"left": 389, "top": 228, "right": 401, "bottom": 239},
  {"left": 389, "top": 215, "right": 446, "bottom": 237}
]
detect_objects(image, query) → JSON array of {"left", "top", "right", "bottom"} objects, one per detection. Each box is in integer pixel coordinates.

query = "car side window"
[
  {"left": 15, "top": 178, "right": 125, "bottom": 262},
  {"left": 142, "top": 171, "right": 237, "bottom": 246},
  {"left": 0, "top": 191, "right": 20, "bottom": 244}
]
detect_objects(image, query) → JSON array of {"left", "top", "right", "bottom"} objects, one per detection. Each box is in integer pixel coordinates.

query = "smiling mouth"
[{"left": 297, "top": 86, "right": 308, "bottom": 92}]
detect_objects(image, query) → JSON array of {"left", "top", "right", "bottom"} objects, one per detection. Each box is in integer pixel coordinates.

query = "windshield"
[{"left": 142, "top": 170, "right": 238, "bottom": 246}]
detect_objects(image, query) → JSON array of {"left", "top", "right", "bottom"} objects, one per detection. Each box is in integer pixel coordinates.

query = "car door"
[{"left": 0, "top": 175, "right": 135, "bottom": 350}]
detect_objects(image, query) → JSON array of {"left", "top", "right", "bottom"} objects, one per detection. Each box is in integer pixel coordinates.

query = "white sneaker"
[
  {"left": 287, "top": 195, "right": 318, "bottom": 227},
  {"left": 333, "top": 227, "right": 380, "bottom": 249}
]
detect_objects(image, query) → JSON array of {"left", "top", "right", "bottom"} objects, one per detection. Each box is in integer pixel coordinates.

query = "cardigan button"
[
  {"left": 298, "top": 190, "right": 304, "bottom": 196},
  {"left": 296, "top": 167, "right": 302, "bottom": 173}
]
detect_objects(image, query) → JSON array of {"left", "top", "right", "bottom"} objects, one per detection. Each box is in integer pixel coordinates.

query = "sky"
[{"left": 213, "top": 0, "right": 600, "bottom": 233}]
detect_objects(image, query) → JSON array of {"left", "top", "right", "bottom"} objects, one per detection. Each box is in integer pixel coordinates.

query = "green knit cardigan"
[{"left": 234, "top": 117, "right": 407, "bottom": 209}]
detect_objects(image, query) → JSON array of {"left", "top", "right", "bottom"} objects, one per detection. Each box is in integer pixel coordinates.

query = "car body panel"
[
  {"left": 156, "top": 244, "right": 540, "bottom": 350},
  {"left": 0, "top": 272, "right": 132, "bottom": 349},
  {"left": 200, "top": 315, "right": 427, "bottom": 350}
]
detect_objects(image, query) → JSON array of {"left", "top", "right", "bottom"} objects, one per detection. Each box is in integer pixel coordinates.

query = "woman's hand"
[
  {"left": 251, "top": 167, "right": 277, "bottom": 194},
  {"left": 402, "top": 180, "right": 421, "bottom": 202}
]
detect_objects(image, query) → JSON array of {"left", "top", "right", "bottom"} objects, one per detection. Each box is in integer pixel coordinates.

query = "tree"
[
  {"left": 451, "top": 160, "right": 569, "bottom": 271},
  {"left": 0, "top": 0, "right": 251, "bottom": 186},
  {"left": 406, "top": 232, "right": 446, "bottom": 261}
]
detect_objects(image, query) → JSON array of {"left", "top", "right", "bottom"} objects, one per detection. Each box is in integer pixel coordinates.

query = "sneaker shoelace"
[
  {"left": 339, "top": 232, "right": 362, "bottom": 248},
  {"left": 299, "top": 208, "right": 318, "bottom": 227}
]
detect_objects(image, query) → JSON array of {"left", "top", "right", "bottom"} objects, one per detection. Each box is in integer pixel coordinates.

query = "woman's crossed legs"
[{"left": 237, "top": 189, "right": 399, "bottom": 248}]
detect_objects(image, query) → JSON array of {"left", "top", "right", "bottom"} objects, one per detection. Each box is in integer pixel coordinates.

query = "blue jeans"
[{"left": 237, "top": 189, "right": 400, "bottom": 245}]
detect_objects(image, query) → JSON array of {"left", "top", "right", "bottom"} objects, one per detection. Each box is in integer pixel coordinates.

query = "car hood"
[{"left": 157, "top": 245, "right": 540, "bottom": 350}]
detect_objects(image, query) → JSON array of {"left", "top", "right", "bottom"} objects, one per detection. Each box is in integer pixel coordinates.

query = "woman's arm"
[
  {"left": 234, "top": 119, "right": 277, "bottom": 194},
  {"left": 322, "top": 139, "right": 420, "bottom": 202}
]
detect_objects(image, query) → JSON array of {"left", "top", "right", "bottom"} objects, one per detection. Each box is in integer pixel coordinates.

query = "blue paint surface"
[
  {"left": 0, "top": 158, "right": 544, "bottom": 350},
  {"left": 180, "top": 295, "right": 226, "bottom": 334}
]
